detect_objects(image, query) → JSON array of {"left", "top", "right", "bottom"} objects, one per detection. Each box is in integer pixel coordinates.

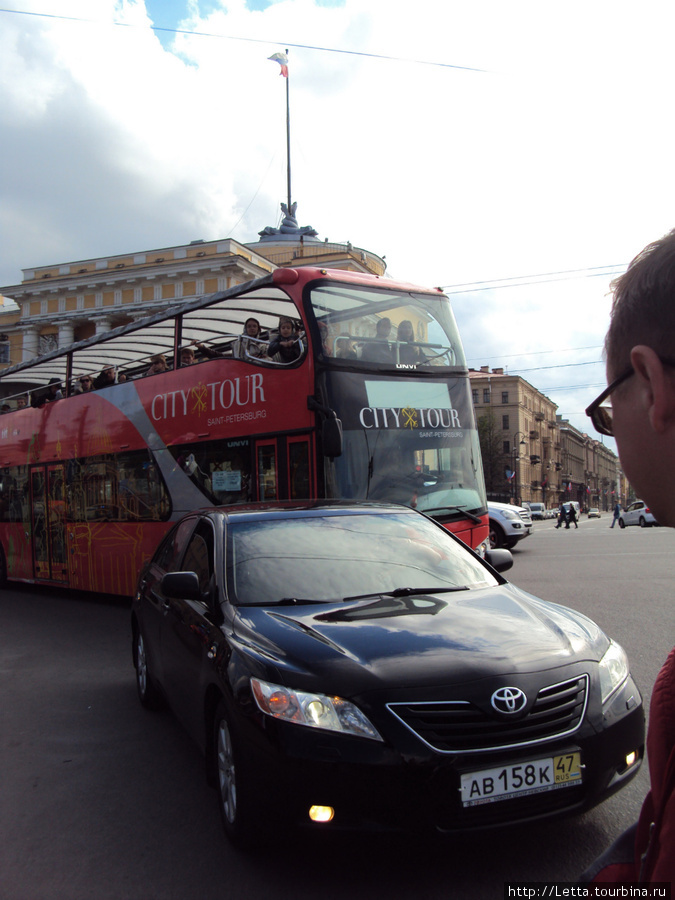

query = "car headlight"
[
  {"left": 598, "top": 640, "right": 630, "bottom": 704},
  {"left": 500, "top": 509, "right": 520, "bottom": 520},
  {"left": 251, "top": 678, "right": 383, "bottom": 741}
]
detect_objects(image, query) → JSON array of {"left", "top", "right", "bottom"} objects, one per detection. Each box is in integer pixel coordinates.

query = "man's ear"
[{"left": 630, "top": 345, "right": 675, "bottom": 434}]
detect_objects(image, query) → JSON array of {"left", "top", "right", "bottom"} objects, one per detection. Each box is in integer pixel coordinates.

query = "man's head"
[
  {"left": 606, "top": 228, "right": 675, "bottom": 377},
  {"left": 600, "top": 228, "right": 675, "bottom": 525},
  {"left": 180, "top": 347, "right": 195, "bottom": 365},
  {"left": 376, "top": 317, "right": 391, "bottom": 337},
  {"left": 102, "top": 366, "right": 115, "bottom": 382}
]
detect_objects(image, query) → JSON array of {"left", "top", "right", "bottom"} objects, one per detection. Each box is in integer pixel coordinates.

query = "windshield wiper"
[
  {"left": 343, "top": 585, "right": 469, "bottom": 602},
  {"left": 422, "top": 505, "right": 483, "bottom": 525}
]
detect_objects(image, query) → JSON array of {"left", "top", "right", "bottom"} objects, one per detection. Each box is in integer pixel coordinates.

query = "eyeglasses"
[
  {"left": 585, "top": 369, "right": 634, "bottom": 437},
  {"left": 585, "top": 356, "right": 675, "bottom": 436}
]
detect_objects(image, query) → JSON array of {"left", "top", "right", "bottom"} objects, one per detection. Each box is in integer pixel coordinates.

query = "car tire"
[
  {"left": 213, "top": 702, "right": 262, "bottom": 848},
  {"left": 489, "top": 521, "right": 505, "bottom": 549},
  {"left": 134, "top": 627, "right": 161, "bottom": 710},
  {"left": 639, "top": 516, "right": 647, "bottom": 528},
  {"left": 618, "top": 519, "right": 626, "bottom": 529}
]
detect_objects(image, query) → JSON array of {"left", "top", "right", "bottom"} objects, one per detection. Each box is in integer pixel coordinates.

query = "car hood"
[{"left": 233, "top": 583, "right": 607, "bottom": 693}]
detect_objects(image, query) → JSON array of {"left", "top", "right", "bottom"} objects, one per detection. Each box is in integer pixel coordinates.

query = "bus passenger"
[
  {"left": 268, "top": 317, "right": 302, "bottom": 363},
  {"left": 1, "top": 404, "right": 10, "bottom": 414},
  {"left": 75, "top": 375, "right": 94, "bottom": 394},
  {"left": 16, "top": 396, "right": 27, "bottom": 409},
  {"left": 93, "top": 366, "right": 120, "bottom": 389},
  {"left": 145, "top": 354, "right": 168, "bottom": 376},
  {"left": 362, "top": 317, "right": 394, "bottom": 362},
  {"left": 180, "top": 347, "right": 196, "bottom": 366},
  {"left": 336, "top": 337, "right": 357, "bottom": 359},
  {"left": 396, "top": 319, "right": 426, "bottom": 365},
  {"left": 234, "top": 318, "right": 267, "bottom": 360},
  {"left": 46, "top": 378, "right": 63, "bottom": 401}
]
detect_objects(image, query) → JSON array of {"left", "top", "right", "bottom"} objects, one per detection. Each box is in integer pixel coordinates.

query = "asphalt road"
[{"left": 1, "top": 517, "right": 673, "bottom": 900}]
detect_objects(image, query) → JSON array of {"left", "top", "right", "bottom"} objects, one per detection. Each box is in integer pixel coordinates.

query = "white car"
[
  {"left": 619, "top": 500, "right": 657, "bottom": 528},
  {"left": 487, "top": 501, "right": 533, "bottom": 550}
]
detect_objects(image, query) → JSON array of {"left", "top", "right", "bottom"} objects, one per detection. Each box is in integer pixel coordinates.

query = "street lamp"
[{"left": 512, "top": 432, "right": 527, "bottom": 506}]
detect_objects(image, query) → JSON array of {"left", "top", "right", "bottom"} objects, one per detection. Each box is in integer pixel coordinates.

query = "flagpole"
[{"left": 285, "top": 48, "right": 292, "bottom": 215}]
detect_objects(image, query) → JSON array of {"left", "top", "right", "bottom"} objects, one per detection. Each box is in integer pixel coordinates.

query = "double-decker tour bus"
[{"left": 0, "top": 266, "right": 488, "bottom": 596}]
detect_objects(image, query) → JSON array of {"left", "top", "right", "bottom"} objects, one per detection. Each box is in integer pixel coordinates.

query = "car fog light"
[
  {"left": 309, "top": 805, "right": 334, "bottom": 823},
  {"left": 625, "top": 751, "right": 637, "bottom": 767}
]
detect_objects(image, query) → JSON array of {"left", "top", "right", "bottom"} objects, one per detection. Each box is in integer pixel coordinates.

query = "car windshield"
[{"left": 226, "top": 510, "right": 498, "bottom": 606}]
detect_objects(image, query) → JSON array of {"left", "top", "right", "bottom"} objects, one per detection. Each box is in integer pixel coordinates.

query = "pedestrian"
[
  {"left": 567, "top": 504, "right": 578, "bottom": 529},
  {"left": 611, "top": 502, "right": 622, "bottom": 528},
  {"left": 581, "top": 227, "right": 675, "bottom": 884},
  {"left": 555, "top": 506, "right": 566, "bottom": 529}
]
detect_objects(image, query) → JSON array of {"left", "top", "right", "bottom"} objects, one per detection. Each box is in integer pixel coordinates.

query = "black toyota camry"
[{"left": 131, "top": 502, "right": 644, "bottom": 847}]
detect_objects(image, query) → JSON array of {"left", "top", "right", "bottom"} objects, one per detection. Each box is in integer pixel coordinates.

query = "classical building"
[
  {"left": 0, "top": 203, "right": 385, "bottom": 389},
  {"left": 470, "top": 366, "right": 620, "bottom": 510}
]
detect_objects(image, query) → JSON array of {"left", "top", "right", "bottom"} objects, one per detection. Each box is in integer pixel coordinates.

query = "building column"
[
  {"left": 21, "top": 327, "right": 39, "bottom": 363},
  {"left": 57, "top": 321, "right": 75, "bottom": 347},
  {"left": 92, "top": 316, "right": 113, "bottom": 335}
]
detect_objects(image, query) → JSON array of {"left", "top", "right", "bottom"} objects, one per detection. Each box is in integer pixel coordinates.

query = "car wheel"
[
  {"left": 639, "top": 516, "right": 647, "bottom": 528},
  {"left": 618, "top": 519, "right": 626, "bottom": 529},
  {"left": 489, "top": 521, "right": 505, "bottom": 549},
  {"left": 134, "top": 628, "right": 161, "bottom": 709},
  {"left": 214, "top": 702, "right": 261, "bottom": 848}
]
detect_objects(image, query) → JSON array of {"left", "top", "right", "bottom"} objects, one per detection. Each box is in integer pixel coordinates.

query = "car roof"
[{"left": 194, "top": 500, "right": 418, "bottom": 524}]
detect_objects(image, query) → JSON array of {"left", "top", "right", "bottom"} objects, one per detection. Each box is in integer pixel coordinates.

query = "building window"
[
  {"left": 502, "top": 414, "right": 509, "bottom": 431},
  {"left": 483, "top": 388, "right": 490, "bottom": 403},
  {"left": 502, "top": 391, "right": 509, "bottom": 404},
  {"left": 503, "top": 441, "right": 510, "bottom": 454},
  {"left": 472, "top": 389, "right": 478, "bottom": 404}
]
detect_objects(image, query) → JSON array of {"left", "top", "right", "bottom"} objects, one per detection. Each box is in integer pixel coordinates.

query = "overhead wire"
[{"left": 0, "top": 7, "right": 490, "bottom": 72}]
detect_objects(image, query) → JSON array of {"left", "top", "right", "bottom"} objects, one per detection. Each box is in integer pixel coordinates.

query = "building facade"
[{"left": 470, "top": 366, "right": 622, "bottom": 510}]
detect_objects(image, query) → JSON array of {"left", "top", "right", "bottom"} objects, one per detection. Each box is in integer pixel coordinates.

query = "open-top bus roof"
[{"left": 0, "top": 273, "right": 297, "bottom": 390}]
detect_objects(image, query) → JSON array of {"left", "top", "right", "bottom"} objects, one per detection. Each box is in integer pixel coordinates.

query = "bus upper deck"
[{"left": 0, "top": 266, "right": 488, "bottom": 594}]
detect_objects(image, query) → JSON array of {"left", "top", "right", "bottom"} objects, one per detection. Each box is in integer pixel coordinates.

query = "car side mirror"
[
  {"left": 484, "top": 549, "right": 514, "bottom": 574},
  {"left": 161, "top": 571, "right": 201, "bottom": 601}
]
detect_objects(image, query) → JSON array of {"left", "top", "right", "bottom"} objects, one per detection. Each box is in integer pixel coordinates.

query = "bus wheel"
[
  {"left": 134, "top": 628, "right": 161, "bottom": 710},
  {"left": 213, "top": 702, "right": 261, "bottom": 848}
]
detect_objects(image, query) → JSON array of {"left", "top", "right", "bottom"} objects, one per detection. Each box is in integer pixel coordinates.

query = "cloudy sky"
[{"left": 3, "top": 0, "right": 675, "bottom": 440}]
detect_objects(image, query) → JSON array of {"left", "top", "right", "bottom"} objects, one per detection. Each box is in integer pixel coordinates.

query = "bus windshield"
[
  {"left": 308, "top": 282, "right": 466, "bottom": 369},
  {"left": 326, "top": 376, "right": 485, "bottom": 520}
]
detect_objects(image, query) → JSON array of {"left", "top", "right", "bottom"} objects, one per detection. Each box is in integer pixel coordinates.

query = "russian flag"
[{"left": 268, "top": 52, "right": 288, "bottom": 77}]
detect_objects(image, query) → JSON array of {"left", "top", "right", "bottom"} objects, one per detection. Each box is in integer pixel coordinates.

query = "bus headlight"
[{"left": 251, "top": 678, "right": 383, "bottom": 741}]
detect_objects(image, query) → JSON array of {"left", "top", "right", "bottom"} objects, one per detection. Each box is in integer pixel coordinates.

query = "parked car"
[
  {"left": 487, "top": 501, "right": 533, "bottom": 550},
  {"left": 525, "top": 502, "right": 546, "bottom": 520},
  {"left": 587, "top": 508, "right": 601, "bottom": 519},
  {"left": 131, "top": 502, "right": 644, "bottom": 847},
  {"left": 619, "top": 500, "right": 657, "bottom": 528}
]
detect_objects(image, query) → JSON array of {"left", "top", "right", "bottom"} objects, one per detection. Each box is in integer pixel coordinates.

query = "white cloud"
[{"left": 2, "top": 0, "right": 675, "bottom": 437}]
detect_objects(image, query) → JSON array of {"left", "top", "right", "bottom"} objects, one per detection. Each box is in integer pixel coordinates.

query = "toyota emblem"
[{"left": 491, "top": 687, "right": 527, "bottom": 714}]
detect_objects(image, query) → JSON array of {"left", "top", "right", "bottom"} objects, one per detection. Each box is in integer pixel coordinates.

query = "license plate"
[{"left": 460, "top": 752, "right": 582, "bottom": 807}]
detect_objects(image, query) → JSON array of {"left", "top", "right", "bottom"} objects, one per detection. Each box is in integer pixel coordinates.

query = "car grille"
[{"left": 387, "top": 675, "right": 588, "bottom": 753}]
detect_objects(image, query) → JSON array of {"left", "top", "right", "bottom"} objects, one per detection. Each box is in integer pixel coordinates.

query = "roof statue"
[{"left": 258, "top": 202, "right": 319, "bottom": 242}]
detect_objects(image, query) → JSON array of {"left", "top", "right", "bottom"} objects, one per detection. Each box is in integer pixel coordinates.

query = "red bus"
[{"left": 0, "top": 266, "right": 488, "bottom": 596}]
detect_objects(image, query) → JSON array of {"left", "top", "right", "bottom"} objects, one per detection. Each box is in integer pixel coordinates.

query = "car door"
[
  {"left": 138, "top": 517, "right": 198, "bottom": 689},
  {"left": 159, "top": 517, "right": 224, "bottom": 745}
]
